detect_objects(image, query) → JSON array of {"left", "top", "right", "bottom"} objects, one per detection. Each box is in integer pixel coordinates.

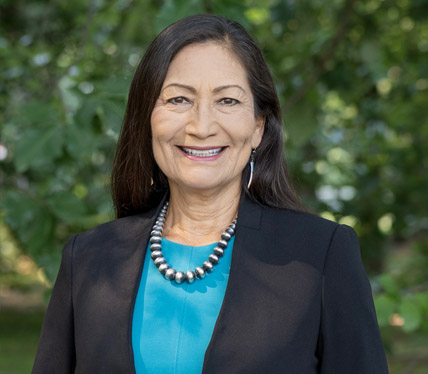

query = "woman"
[{"left": 33, "top": 14, "right": 389, "bottom": 374}]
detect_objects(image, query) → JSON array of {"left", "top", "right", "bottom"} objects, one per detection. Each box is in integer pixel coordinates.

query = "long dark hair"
[{"left": 111, "top": 14, "right": 305, "bottom": 218}]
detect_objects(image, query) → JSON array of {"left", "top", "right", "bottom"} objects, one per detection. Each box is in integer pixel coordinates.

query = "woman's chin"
[{"left": 170, "top": 176, "right": 240, "bottom": 193}]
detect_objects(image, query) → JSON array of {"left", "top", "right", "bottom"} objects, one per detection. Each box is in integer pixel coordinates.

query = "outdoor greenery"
[{"left": 1, "top": 0, "right": 428, "bottom": 372}]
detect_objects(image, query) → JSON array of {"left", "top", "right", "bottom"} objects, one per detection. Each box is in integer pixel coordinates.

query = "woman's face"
[{"left": 151, "top": 42, "right": 264, "bottom": 193}]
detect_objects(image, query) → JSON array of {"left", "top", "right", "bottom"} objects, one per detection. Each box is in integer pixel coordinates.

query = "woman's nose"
[{"left": 185, "top": 101, "right": 217, "bottom": 138}]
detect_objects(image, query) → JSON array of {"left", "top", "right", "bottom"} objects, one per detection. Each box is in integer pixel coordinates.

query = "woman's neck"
[{"left": 162, "top": 183, "right": 241, "bottom": 246}]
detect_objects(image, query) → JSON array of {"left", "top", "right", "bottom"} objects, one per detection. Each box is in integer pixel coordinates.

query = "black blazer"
[{"left": 33, "top": 192, "right": 389, "bottom": 373}]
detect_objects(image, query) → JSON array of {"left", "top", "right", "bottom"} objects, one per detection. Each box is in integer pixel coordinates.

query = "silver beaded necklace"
[{"left": 149, "top": 201, "right": 237, "bottom": 284}]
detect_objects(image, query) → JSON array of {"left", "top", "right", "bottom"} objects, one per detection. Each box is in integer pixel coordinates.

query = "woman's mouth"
[
  {"left": 178, "top": 146, "right": 226, "bottom": 161},
  {"left": 180, "top": 146, "right": 224, "bottom": 158}
]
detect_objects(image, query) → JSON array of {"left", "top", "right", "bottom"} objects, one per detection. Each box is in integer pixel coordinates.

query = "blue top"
[{"left": 132, "top": 236, "right": 235, "bottom": 374}]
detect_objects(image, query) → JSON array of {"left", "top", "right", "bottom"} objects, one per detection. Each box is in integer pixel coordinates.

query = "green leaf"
[
  {"left": 65, "top": 122, "right": 97, "bottom": 159},
  {"left": 399, "top": 298, "right": 422, "bottom": 333},
  {"left": 1, "top": 190, "right": 41, "bottom": 228},
  {"left": 46, "top": 191, "right": 87, "bottom": 222},
  {"left": 22, "top": 209, "right": 55, "bottom": 255},
  {"left": 374, "top": 294, "right": 395, "bottom": 326},
  {"left": 378, "top": 273, "right": 399, "bottom": 295},
  {"left": 14, "top": 126, "right": 63, "bottom": 172}
]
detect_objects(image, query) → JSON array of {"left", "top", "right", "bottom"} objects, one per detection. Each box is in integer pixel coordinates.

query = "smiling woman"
[{"left": 32, "top": 14, "right": 389, "bottom": 374}]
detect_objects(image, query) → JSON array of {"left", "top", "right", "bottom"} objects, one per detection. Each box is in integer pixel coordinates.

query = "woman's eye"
[
  {"left": 219, "top": 98, "right": 239, "bottom": 106},
  {"left": 167, "top": 97, "right": 189, "bottom": 105}
]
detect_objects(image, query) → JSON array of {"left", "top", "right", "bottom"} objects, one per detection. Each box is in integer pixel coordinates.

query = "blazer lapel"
[{"left": 202, "top": 192, "right": 263, "bottom": 373}]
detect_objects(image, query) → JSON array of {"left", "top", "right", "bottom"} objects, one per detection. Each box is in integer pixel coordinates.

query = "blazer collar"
[{"left": 237, "top": 191, "right": 263, "bottom": 230}]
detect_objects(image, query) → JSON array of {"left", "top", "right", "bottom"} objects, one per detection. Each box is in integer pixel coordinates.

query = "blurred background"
[{"left": 0, "top": 0, "right": 427, "bottom": 372}]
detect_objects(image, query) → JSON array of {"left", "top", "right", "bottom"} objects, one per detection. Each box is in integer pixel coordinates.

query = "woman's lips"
[{"left": 178, "top": 146, "right": 226, "bottom": 161}]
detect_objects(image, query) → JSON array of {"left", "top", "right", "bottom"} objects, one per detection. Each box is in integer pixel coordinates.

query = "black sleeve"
[
  {"left": 319, "top": 225, "right": 389, "bottom": 373},
  {"left": 32, "top": 235, "right": 77, "bottom": 374}
]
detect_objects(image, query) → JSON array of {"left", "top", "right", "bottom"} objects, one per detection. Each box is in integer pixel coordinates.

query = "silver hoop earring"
[{"left": 247, "top": 148, "right": 256, "bottom": 189}]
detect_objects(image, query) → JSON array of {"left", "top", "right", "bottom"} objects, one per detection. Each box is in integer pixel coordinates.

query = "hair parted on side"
[{"left": 111, "top": 13, "right": 305, "bottom": 218}]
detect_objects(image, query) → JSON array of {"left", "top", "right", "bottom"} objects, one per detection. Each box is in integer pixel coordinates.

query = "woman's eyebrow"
[
  {"left": 162, "top": 83, "right": 247, "bottom": 94},
  {"left": 162, "top": 83, "right": 196, "bottom": 92},
  {"left": 213, "top": 84, "right": 247, "bottom": 94}
]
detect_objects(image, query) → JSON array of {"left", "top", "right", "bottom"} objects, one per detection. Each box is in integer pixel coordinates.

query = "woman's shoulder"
[
  {"left": 241, "top": 193, "right": 341, "bottom": 237},
  {"left": 262, "top": 204, "right": 344, "bottom": 236},
  {"left": 255, "top": 205, "right": 359, "bottom": 269},
  {"left": 70, "top": 209, "right": 156, "bottom": 256},
  {"left": 241, "top": 194, "right": 355, "bottom": 253}
]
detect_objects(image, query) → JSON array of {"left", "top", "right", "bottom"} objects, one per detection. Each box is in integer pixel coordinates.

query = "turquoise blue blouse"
[{"left": 132, "top": 236, "right": 235, "bottom": 373}]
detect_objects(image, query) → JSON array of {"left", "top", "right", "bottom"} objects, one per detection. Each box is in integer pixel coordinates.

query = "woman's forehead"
[{"left": 162, "top": 42, "right": 249, "bottom": 90}]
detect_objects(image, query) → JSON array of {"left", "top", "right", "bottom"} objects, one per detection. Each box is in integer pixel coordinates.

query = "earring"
[{"left": 247, "top": 148, "right": 256, "bottom": 189}]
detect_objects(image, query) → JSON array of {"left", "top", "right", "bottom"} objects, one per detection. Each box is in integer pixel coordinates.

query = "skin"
[{"left": 151, "top": 42, "right": 264, "bottom": 245}]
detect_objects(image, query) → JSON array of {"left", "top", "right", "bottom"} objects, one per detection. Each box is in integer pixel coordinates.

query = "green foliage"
[
  {"left": 374, "top": 241, "right": 428, "bottom": 335},
  {"left": 1, "top": 0, "right": 428, "bottom": 354}
]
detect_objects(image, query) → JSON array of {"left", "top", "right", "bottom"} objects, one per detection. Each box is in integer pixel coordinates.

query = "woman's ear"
[{"left": 252, "top": 115, "right": 265, "bottom": 148}]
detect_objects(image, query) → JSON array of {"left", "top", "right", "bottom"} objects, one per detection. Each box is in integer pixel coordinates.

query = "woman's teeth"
[{"left": 181, "top": 147, "right": 223, "bottom": 157}]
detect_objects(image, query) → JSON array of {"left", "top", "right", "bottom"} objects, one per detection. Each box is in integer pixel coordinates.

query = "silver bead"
[
  {"left": 175, "top": 271, "right": 186, "bottom": 284},
  {"left": 186, "top": 270, "right": 195, "bottom": 283},
  {"left": 157, "top": 217, "right": 166, "bottom": 223},
  {"left": 226, "top": 227, "right": 234, "bottom": 235},
  {"left": 203, "top": 261, "right": 214, "bottom": 272},
  {"left": 209, "top": 254, "right": 219, "bottom": 264},
  {"left": 150, "top": 236, "right": 162, "bottom": 244},
  {"left": 159, "top": 212, "right": 166, "bottom": 217},
  {"left": 229, "top": 223, "right": 236, "bottom": 230},
  {"left": 153, "top": 225, "right": 163, "bottom": 231},
  {"left": 165, "top": 268, "right": 176, "bottom": 280},
  {"left": 150, "top": 243, "right": 162, "bottom": 251},
  {"left": 151, "top": 250, "right": 163, "bottom": 259},
  {"left": 213, "top": 247, "right": 224, "bottom": 257},
  {"left": 158, "top": 263, "right": 169, "bottom": 275},
  {"left": 151, "top": 230, "right": 162, "bottom": 237},
  {"left": 218, "top": 239, "right": 228, "bottom": 248},
  {"left": 195, "top": 267, "right": 205, "bottom": 279},
  {"left": 221, "top": 232, "right": 232, "bottom": 241},
  {"left": 154, "top": 257, "right": 166, "bottom": 267}
]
